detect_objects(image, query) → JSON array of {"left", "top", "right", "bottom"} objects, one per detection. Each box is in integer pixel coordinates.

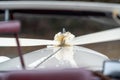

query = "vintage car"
[{"left": 0, "top": 1, "right": 120, "bottom": 80}]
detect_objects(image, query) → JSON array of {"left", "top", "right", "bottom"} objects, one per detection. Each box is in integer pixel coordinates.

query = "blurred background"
[
  {"left": 0, "top": 0, "right": 120, "bottom": 60},
  {"left": 0, "top": 0, "right": 120, "bottom": 3}
]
